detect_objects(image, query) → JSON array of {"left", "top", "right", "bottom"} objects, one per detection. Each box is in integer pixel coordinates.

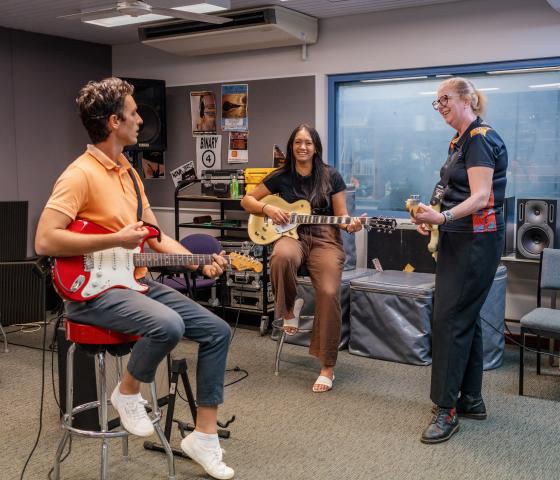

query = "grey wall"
[
  {"left": 143, "top": 76, "right": 315, "bottom": 207},
  {"left": 0, "top": 27, "right": 111, "bottom": 255}
]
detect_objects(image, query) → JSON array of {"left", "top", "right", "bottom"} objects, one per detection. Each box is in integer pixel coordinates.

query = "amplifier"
[
  {"left": 220, "top": 239, "right": 254, "bottom": 255},
  {"left": 201, "top": 169, "right": 245, "bottom": 198},
  {"left": 230, "top": 285, "right": 274, "bottom": 312},
  {"left": 226, "top": 271, "right": 263, "bottom": 290},
  {"left": 0, "top": 259, "right": 47, "bottom": 326}
]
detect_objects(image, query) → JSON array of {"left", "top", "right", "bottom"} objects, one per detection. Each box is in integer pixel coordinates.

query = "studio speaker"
[
  {"left": 123, "top": 77, "right": 167, "bottom": 152},
  {"left": 0, "top": 201, "right": 28, "bottom": 261},
  {"left": 516, "top": 198, "right": 560, "bottom": 260}
]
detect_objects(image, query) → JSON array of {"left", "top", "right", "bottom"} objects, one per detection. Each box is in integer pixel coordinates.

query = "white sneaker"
[
  {"left": 110, "top": 384, "right": 154, "bottom": 437},
  {"left": 181, "top": 433, "right": 235, "bottom": 480}
]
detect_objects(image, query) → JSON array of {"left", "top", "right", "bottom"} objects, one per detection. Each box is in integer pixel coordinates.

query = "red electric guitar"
[{"left": 52, "top": 220, "right": 262, "bottom": 302}]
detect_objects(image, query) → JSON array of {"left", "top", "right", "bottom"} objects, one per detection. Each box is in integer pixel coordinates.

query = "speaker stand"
[{"left": 143, "top": 357, "right": 234, "bottom": 459}]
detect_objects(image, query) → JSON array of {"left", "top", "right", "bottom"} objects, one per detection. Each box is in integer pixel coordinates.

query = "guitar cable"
[{"left": 19, "top": 309, "right": 48, "bottom": 480}]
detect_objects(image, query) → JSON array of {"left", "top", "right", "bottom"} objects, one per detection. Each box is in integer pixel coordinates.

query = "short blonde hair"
[{"left": 439, "top": 77, "right": 486, "bottom": 116}]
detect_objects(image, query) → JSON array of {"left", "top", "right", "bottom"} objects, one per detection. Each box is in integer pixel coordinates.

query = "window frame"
[{"left": 327, "top": 56, "right": 560, "bottom": 216}]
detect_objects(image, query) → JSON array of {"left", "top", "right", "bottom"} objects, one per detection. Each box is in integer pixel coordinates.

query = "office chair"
[
  {"left": 158, "top": 234, "right": 223, "bottom": 307},
  {"left": 519, "top": 248, "right": 560, "bottom": 396}
]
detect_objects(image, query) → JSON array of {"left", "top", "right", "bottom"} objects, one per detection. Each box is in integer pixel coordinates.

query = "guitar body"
[
  {"left": 52, "top": 220, "right": 159, "bottom": 302},
  {"left": 405, "top": 196, "right": 440, "bottom": 261},
  {"left": 248, "top": 195, "right": 311, "bottom": 245}
]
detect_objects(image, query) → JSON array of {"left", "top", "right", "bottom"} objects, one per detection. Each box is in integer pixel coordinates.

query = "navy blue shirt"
[
  {"left": 441, "top": 117, "right": 508, "bottom": 233},
  {"left": 263, "top": 165, "right": 346, "bottom": 216}
]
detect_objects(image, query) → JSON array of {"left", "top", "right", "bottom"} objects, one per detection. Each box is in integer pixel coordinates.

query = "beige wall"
[
  {"left": 113, "top": 0, "right": 560, "bottom": 320},
  {"left": 113, "top": 0, "right": 560, "bottom": 147}
]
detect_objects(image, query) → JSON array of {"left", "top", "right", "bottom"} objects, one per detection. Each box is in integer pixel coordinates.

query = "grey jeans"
[{"left": 65, "top": 279, "right": 231, "bottom": 406}]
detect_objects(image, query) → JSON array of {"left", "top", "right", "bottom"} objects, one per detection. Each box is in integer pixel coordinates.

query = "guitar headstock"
[
  {"left": 365, "top": 217, "right": 397, "bottom": 233},
  {"left": 229, "top": 252, "right": 263, "bottom": 273},
  {"left": 405, "top": 194, "right": 421, "bottom": 216}
]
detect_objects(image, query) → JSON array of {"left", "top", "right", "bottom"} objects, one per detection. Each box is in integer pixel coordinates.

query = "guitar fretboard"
[
  {"left": 133, "top": 253, "right": 231, "bottom": 267},
  {"left": 289, "top": 214, "right": 357, "bottom": 225}
]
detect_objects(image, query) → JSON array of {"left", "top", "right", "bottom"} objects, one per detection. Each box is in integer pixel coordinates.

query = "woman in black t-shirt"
[
  {"left": 411, "top": 77, "right": 507, "bottom": 444},
  {"left": 241, "top": 124, "right": 362, "bottom": 392}
]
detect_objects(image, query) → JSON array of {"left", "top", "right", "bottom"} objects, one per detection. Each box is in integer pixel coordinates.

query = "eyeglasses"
[{"left": 432, "top": 94, "right": 455, "bottom": 110}]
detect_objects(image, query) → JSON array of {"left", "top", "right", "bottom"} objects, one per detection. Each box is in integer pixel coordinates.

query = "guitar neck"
[
  {"left": 289, "top": 214, "right": 367, "bottom": 225},
  {"left": 133, "top": 253, "right": 230, "bottom": 268}
]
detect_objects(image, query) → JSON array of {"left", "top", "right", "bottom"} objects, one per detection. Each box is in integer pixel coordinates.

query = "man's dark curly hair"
[{"left": 76, "top": 77, "right": 134, "bottom": 144}]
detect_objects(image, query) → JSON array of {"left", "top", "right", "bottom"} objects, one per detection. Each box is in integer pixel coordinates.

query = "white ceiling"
[{"left": 0, "top": 0, "right": 464, "bottom": 45}]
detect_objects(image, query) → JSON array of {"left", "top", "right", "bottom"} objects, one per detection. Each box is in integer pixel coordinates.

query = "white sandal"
[
  {"left": 312, "top": 374, "right": 335, "bottom": 393},
  {"left": 283, "top": 298, "right": 304, "bottom": 336}
]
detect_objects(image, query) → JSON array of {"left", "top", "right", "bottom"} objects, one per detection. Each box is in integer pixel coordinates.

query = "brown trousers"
[{"left": 270, "top": 226, "right": 345, "bottom": 367}]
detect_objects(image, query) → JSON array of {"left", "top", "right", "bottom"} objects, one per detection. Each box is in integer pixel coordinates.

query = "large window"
[{"left": 329, "top": 60, "right": 560, "bottom": 215}]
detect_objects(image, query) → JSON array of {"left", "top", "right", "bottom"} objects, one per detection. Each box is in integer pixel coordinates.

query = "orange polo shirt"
[{"left": 45, "top": 145, "right": 151, "bottom": 277}]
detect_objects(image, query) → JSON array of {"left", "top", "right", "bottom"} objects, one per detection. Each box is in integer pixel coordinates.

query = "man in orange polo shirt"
[{"left": 36, "top": 77, "right": 235, "bottom": 480}]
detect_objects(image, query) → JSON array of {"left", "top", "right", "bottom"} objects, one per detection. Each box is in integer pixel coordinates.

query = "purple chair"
[{"left": 159, "top": 234, "right": 223, "bottom": 305}]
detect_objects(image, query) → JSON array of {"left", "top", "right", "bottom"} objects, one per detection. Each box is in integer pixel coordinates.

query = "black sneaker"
[
  {"left": 457, "top": 393, "right": 487, "bottom": 420},
  {"left": 421, "top": 407, "right": 459, "bottom": 444}
]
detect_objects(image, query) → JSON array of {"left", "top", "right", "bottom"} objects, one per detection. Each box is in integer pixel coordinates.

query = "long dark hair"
[{"left": 278, "top": 124, "right": 331, "bottom": 209}]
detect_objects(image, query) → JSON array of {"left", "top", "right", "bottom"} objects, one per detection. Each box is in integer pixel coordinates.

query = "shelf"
[
  {"left": 176, "top": 194, "right": 243, "bottom": 202},
  {"left": 178, "top": 221, "right": 248, "bottom": 232},
  {"left": 500, "top": 253, "right": 539, "bottom": 264}
]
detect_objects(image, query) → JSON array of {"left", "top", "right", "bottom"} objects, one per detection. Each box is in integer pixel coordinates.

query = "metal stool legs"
[
  {"left": 274, "top": 330, "right": 286, "bottom": 376},
  {"left": 273, "top": 315, "right": 314, "bottom": 376},
  {"left": 52, "top": 343, "right": 176, "bottom": 480}
]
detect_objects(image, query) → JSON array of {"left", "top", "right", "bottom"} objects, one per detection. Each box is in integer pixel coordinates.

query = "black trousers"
[{"left": 430, "top": 228, "right": 504, "bottom": 408}]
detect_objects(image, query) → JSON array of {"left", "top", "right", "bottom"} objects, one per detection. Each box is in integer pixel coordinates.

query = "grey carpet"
[{"left": 2, "top": 320, "right": 560, "bottom": 480}]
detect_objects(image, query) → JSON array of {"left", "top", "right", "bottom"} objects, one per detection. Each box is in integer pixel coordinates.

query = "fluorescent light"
[
  {"left": 435, "top": 74, "right": 453, "bottom": 78},
  {"left": 419, "top": 91, "right": 438, "bottom": 95},
  {"left": 174, "top": 1, "right": 230, "bottom": 14},
  {"left": 361, "top": 76, "right": 428, "bottom": 83},
  {"left": 529, "top": 83, "right": 560, "bottom": 89},
  {"left": 85, "top": 13, "right": 170, "bottom": 27},
  {"left": 488, "top": 66, "right": 560, "bottom": 75},
  {"left": 478, "top": 87, "right": 500, "bottom": 91}
]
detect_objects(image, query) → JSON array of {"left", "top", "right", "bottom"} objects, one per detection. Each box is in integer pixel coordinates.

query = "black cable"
[
  {"left": 480, "top": 315, "right": 560, "bottom": 359},
  {"left": 224, "top": 366, "right": 249, "bottom": 387},
  {"left": 19, "top": 313, "right": 48, "bottom": 480}
]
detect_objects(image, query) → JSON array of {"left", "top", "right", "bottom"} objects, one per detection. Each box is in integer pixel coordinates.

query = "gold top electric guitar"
[
  {"left": 248, "top": 195, "right": 396, "bottom": 245},
  {"left": 405, "top": 194, "right": 439, "bottom": 261}
]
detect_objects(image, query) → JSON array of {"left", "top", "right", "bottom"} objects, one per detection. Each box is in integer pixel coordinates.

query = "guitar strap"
[{"left": 128, "top": 169, "right": 143, "bottom": 222}]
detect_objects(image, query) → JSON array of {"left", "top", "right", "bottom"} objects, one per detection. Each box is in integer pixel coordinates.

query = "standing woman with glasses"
[{"left": 410, "top": 77, "right": 507, "bottom": 443}]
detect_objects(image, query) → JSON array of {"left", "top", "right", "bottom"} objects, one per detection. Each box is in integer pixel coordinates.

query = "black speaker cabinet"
[
  {"left": 367, "top": 226, "right": 436, "bottom": 274},
  {"left": 123, "top": 77, "right": 167, "bottom": 152},
  {"left": 0, "top": 201, "right": 28, "bottom": 261},
  {"left": 503, "top": 196, "right": 516, "bottom": 256},
  {"left": 516, "top": 198, "right": 560, "bottom": 260},
  {"left": 0, "top": 259, "right": 46, "bottom": 326}
]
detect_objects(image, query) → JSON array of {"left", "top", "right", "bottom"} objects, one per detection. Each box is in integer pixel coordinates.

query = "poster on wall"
[
  {"left": 196, "top": 135, "right": 222, "bottom": 173},
  {"left": 273, "top": 144, "right": 286, "bottom": 168},
  {"left": 221, "top": 84, "right": 248, "bottom": 131},
  {"left": 190, "top": 91, "right": 217, "bottom": 135},
  {"left": 228, "top": 132, "right": 248, "bottom": 163},
  {"left": 170, "top": 161, "right": 196, "bottom": 188},
  {"left": 141, "top": 151, "right": 165, "bottom": 179}
]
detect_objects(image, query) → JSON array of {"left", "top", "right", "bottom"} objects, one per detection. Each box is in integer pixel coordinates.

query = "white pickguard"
[
  {"left": 273, "top": 222, "right": 297, "bottom": 234},
  {"left": 80, "top": 246, "right": 146, "bottom": 299}
]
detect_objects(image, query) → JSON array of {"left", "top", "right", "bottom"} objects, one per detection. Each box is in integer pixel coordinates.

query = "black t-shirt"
[
  {"left": 263, "top": 165, "right": 346, "bottom": 215},
  {"left": 440, "top": 117, "right": 508, "bottom": 233}
]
